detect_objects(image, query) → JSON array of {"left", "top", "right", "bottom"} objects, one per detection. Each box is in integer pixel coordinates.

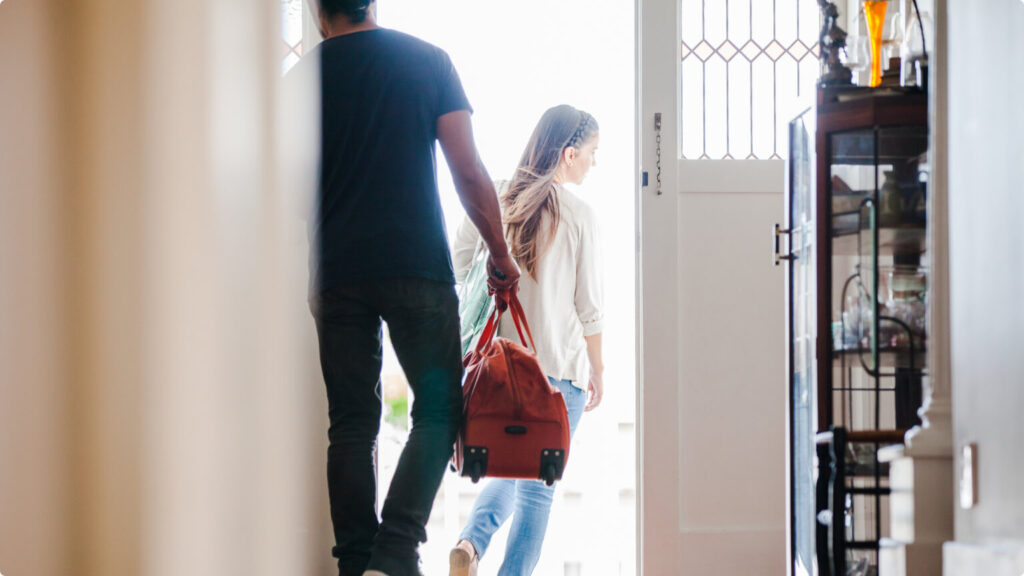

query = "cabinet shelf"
[
  {"left": 832, "top": 347, "right": 927, "bottom": 369},
  {"left": 846, "top": 541, "right": 882, "bottom": 551},
  {"left": 831, "top": 224, "right": 927, "bottom": 256},
  {"left": 815, "top": 429, "right": 907, "bottom": 446},
  {"left": 847, "top": 486, "right": 892, "bottom": 496},
  {"left": 845, "top": 464, "right": 892, "bottom": 478}
]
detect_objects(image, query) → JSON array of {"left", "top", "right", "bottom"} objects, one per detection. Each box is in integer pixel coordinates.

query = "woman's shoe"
[{"left": 448, "top": 540, "right": 478, "bottom": 576}]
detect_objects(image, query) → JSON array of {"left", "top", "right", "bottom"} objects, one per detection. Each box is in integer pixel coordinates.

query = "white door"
[{"left": 637, "top": 0, "right": 819, "bottom": 573}]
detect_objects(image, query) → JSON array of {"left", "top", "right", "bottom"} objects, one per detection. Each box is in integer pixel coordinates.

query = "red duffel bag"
[{"left": 453, "top": 291, "right": 571, "bottom": 486}]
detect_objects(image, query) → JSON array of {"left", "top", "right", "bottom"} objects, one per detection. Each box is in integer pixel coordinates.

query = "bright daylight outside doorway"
[{"left": 282, "top": 1, "right": 638, "bottom": 575}]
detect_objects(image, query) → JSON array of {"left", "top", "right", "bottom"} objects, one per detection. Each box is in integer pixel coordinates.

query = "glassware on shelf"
[
  {"left": 863, "top": 1, "right": 889, "bottom": 87},
  {"left": 887, "top": 266, "right": 927, "bottom": 302},
  {"left": 844, "top": 34, "right": 871, "bottom": 75},
  {"left": 901, "top": 10, "right": 931, "bottom": 88},
  {"left": 884, "top": 9, "right": 904, "bottom": 62},
  {"left": 879, "top": 265, "right": 927, "bottom": 349},
  {"left": 881, "top": 300, "right": 926, "bottom": 349},
  {"left": 877, "top": 9, "right": 905, "bottom": 86},
  {"left": 843, "top": 7, "right": 871, "bottom": 78},
  {"left": 839, "top": 289, "right": 873, "bottom": 351},
  {"left": 835, "top": 266, "right": 927, "bottom": 354}
]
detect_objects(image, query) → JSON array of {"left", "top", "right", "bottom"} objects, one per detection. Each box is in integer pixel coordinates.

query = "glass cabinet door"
[
  {"left": 788, "top": 108, "right": 816, "bottom": 576},
  {"left": 830, "top": 129, "right": 882, "bottom": 432},
  {"left": 828, "top": 126, "right": 928, "bottom": 434}
]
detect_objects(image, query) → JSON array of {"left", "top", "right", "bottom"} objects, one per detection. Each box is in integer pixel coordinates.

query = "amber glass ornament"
[{"left": 864, "top": 1, "right": 889, "bottom": 87}]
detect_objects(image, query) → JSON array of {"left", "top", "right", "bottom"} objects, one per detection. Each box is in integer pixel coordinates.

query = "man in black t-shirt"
[{"left": 303, "top": 2, "right": 519, "bottom": 576}]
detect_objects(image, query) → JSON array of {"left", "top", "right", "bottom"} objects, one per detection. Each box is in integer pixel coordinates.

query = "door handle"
[{"left": 773, "top": 223, "right": 796, "bottom": 266}]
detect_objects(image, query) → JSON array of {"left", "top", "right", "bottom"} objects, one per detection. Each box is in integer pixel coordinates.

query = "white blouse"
[{"left": 452, "top": 183, "right": 604, "bottom": 389}]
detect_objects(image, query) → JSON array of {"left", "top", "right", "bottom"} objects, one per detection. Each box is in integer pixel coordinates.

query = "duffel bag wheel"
[
  {"left": 543, "top": 464, "right": 556, "bottom": 486},
  {"left": 470, "top": 461, "right": 482, "bottom": 483}
]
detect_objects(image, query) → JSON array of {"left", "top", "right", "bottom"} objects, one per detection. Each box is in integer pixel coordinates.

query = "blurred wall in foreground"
[
  {"left": 0, "top": 1, "right": 327, "bottom": 575},
  {"left": 944, "top": 0, "right": 1024, "bottom": 574},
  {"left": 0, "top": 2, "right": 70, "bottom": 575}
]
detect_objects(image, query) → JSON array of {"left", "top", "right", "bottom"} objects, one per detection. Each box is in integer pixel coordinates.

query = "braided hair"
[
  {"left": 566, "top": 113, "right": 594, "bottom": 149},
  {"left": 502, "top": 105, "right": 599, "bottom": 279},
  {"left": 317, "top": 0, "right": 371, "bottom": 24}
]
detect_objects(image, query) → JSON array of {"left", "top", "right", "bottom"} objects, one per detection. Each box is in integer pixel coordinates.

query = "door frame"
[{"left": 636, "top": 0, "right": 682, "bottom": 572}]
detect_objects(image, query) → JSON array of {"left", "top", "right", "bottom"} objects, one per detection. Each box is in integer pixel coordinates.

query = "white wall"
[{"left": 944, "top": 0, "right": 1024, "bottom": 574}]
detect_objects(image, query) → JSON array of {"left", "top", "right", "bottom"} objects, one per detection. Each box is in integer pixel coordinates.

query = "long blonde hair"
[{"left": 502, "top": 105, "right": 598, "bottom": 279}]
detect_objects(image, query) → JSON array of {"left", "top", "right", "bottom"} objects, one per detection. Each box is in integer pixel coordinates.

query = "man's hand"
[
  {"left": 585, "top": 369, "right": 604, "bottom": 412},
  {"left": 486, "top": 252, "right": 520, "bottom": 293}
]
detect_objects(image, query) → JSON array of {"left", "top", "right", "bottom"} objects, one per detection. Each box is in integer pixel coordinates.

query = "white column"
[
  {"left": 880, "top": 2, "right": 955, "bottom": 574},
  {"left": 638, "top": 0, "right": 682, "bottom": 574},
  {"left": 902, "top": 0, "right": 953, "bottom": 460}
]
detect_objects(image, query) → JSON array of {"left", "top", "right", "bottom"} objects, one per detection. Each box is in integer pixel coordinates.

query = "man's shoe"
[{"left": 449, "top": 540, "right": 478, "bottom": 576}]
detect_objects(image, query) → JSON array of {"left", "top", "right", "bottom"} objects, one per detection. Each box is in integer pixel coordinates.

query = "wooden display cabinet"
[{"left": 781, "top": 87, "right": 928, "bottom": 576}]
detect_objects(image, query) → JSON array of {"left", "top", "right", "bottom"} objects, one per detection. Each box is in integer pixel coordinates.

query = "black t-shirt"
[{"left": 310, "top": 29, "right": 471, "bottom": 293}]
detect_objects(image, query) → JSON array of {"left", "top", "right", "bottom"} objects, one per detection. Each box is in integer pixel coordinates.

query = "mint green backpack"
[{"left": 458, "top": 240, "right": 496, "bottom": 357}]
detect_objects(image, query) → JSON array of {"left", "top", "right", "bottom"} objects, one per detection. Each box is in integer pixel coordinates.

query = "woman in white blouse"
[{"left": 449, "top": 105, "right": 604, "bottom": 576}]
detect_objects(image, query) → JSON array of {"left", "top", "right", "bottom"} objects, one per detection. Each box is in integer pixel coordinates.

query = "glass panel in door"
[{"left": 789, "top": 107, "right": 816, "bottom": 576}]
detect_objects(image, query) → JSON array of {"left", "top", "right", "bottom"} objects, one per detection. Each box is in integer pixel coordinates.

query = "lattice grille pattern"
[
  {"left": 681, "top": 0, "right": 821, "bottom": 159},
  {"left": 281, "top": 0, "right": 304, "bottom": 73}
]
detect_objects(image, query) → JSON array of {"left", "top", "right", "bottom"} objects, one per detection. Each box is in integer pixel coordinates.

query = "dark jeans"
[{"left": 310, "top": 278, "right": 463, "bottom": 576}]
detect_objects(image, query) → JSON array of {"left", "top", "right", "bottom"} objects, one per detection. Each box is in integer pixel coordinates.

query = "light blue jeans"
[{"left": 459, "top": 377, "right": 587, "bottom": 576}]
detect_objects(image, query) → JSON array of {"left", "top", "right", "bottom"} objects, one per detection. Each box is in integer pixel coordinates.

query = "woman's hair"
[
  {"left": 317, "top": 0, "right": 371, "bottom": 24},
  {"left": 502, "top": 105, "right": 598, "bottom": 280}
]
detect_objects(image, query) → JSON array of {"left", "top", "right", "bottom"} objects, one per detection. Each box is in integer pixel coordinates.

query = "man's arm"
[{"left": 437, "top": 110, "right": 519, "bottom": 290}]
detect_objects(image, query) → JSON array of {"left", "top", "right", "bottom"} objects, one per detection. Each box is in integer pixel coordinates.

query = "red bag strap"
[
  {"left": 473, "top": 306, "right": 503, "bottom": 355},
  {"left": 507, "top": 292, "right": 537, "bottom": 352},
  {"left": 471, "top": 290, "right": 537, "bottom": 354}
]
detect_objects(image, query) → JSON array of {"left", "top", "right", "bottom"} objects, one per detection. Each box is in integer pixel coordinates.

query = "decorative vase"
[{"left": 864, "top": 0, "right": 889, "bottom": 87}]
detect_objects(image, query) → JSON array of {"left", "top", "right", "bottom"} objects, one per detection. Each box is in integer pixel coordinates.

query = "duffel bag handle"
[
  {"left": 473, "top": 291, "right": 536, "bottom": 355},
  {"left": 507, "top": 292, "right": 537, "bottom": 352},
  {"left": 474, "top": 304, "right": 503, "bottom": 354}
]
